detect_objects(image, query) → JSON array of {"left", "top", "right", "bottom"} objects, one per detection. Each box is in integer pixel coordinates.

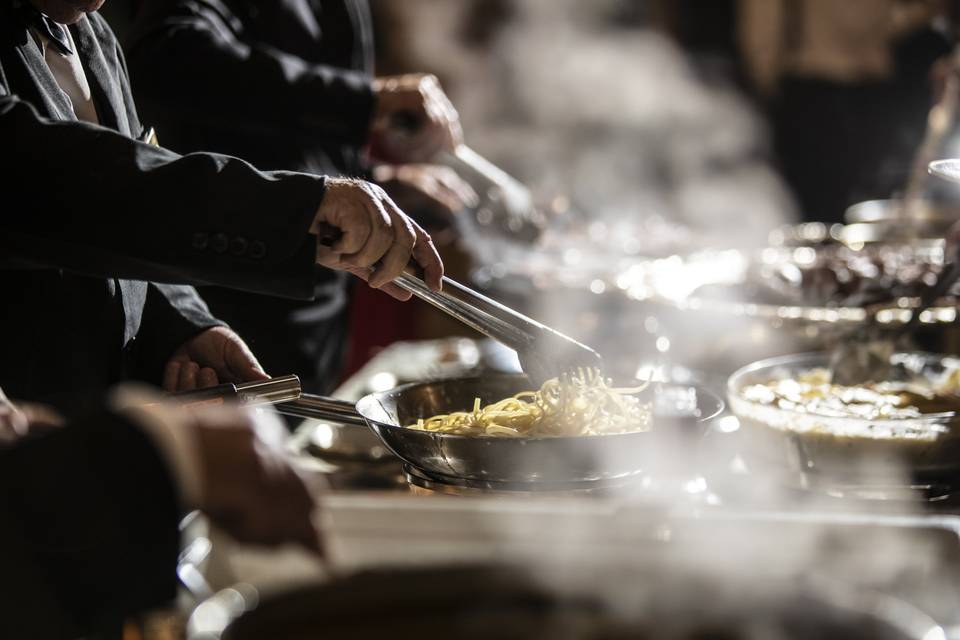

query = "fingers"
[
  {"left": 410, "top": 221, "right": 444, "bottom": 291},
  {"left": 315, "top": 179, "right": 392, "bottom": 269},
  {"left": 314, "top": 178, "right": 443, "bottom": 297},
  {"left": 433, "top": 166, "right": 479, "bottom": 209},
  {"left": 163, "top": 360, "right": 181, "bottom": 392},
  {"left": 342, "top": 264, "right": 412, "bottom": 301},
  {"left": 339, "top": 196, "right": 393, "bottom": 269},
  {"left": 370, "top": 74, "right": 462, "bottom": 163},
  {"left": 369, "top": 197, "right": 417, "bottom": 289},
  {"left": 178, "top": 361, "right": 200, "bottom": 392},
  {"left": 193, "top": 408, "right": 323, "bottom": 555},
  {"left": 198, "top": 367, "right": 219, "bottom": 389},
  {"left": 224, "top": 337, "right": 269, "bottom": 383},
  {"left": 19, "top": 403, "right": 65, "bottom": 432},
  {"left": 409, "top": 166, "right": 475, "bottom": 214},
  {"left": 0, "top": 400, "right": 27, "bottom": 444},
  {"left": 419, "top": 74, "right": 463, "bottom": 153}
]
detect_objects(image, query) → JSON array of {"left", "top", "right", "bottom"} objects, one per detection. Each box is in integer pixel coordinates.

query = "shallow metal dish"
[
  {"left": 282, "top": 375, "right": 723, "bottom": 485},
  {"left": 190, "top": 564, "right": 943, "bottom": 640},
  {"left": 727, "top": 352, "right": 960, "bottom": 482},
  {"left": 618, "top": 244, "right": 960, "bottom": 374},
  {"left": 358, "top": 375, "right": 722, "bottom": 485}
]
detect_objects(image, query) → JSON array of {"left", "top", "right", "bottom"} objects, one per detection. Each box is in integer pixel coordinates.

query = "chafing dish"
[
  {"left": 617, "top": 236, "right": 960, "bottom": 375},
  {"left": 727, "top": 352, "right": 960, "bottom": 485}
]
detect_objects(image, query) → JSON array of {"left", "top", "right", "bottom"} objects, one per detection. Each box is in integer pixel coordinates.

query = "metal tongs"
[{"left": 317, "top": 222, "right": 601, "bottom": 384}]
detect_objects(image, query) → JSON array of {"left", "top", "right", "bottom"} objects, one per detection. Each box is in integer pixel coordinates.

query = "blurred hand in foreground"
[
  {"left": 370, "top": 73, "right": 463, "bottom": 163},
  {"left": 0, "top": 388, "right": 64, "bottom": 444},
  {"left": 122, "top": 393, "right": 322, "bottom": 554},
  {"left": 192, "top": 406, "right": 321, "bottom": 553},
  {"left": 311, "top": 177, "right": 444, "bottom": 299},
  {"left": 163, "top": 326, "right": 268, "bottom": 393}
]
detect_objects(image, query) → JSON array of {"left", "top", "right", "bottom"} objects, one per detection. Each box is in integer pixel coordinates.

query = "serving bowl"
[{"left": 727, "top": 352, "right": 960, "bottom": 482}]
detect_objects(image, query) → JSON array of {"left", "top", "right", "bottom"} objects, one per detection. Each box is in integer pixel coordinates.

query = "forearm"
[
  {"left": 0, "top": 411, "right": 181, "bottom": 633},
  {"left": 127, "top": 6, "right": 375, "bottom": 144}
]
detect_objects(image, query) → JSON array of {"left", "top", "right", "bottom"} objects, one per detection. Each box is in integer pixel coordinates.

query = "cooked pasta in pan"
[{"left": 408, "top": 368, "right": 652, "bottom": 437}]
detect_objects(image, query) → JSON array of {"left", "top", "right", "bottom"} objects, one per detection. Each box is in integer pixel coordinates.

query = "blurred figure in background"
[
  {"left": 126, "top": 0, "right": 475, "bottom": 393},
  {"left": 659, "top": 0, "right": 956, "bottom": 223},
  {"left": 740, "top": 0, "right": 955, "bottom": 223}
]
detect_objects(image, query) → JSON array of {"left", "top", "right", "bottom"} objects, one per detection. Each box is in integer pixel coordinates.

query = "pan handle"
[{"left": 275, "top": 393, "right": 367, "bottom": 426}]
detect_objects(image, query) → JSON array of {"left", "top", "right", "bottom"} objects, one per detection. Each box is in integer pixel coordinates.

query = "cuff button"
[
  {"left": 249, "top": 240, "right": 267, "bottom": 260},
  {"left": 211, "top": 233, "right": 229, "bottom": 254},
  {"left": 230, "top": 236, "right": 248, "bottom": 256}
]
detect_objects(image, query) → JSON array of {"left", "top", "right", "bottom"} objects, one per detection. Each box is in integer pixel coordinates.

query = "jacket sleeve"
[
  {"left": 0, "top": 410, "right": 181, "bottom": 638},
  {"left": 134, "top": 283, "right": 227, "bottom": 381},
  {"left": 127, "top": 0, "right": 376, "bottom": 146},
  {"left": 0, "top": 94, "right": 322, "bottom": 300}
]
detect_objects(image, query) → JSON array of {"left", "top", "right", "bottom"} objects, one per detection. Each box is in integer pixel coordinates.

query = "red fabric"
[{"left": 341, "top": 284, "right": 418, "bottom": 381}]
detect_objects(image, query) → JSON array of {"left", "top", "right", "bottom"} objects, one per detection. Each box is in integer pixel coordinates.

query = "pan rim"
[{"left": 356, "top": 374, "right": 725, "bottom": 443}]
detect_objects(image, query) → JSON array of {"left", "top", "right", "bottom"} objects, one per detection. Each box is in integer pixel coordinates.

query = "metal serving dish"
[
  {"left": 618, "top": 239, "right": 960, "bottom": 375},
  {"left": 189, "top": 564, "right": 943, "bottom": 640},
  {"left": 281, "top": 374, "right": 722, "bottom": 485},
  {"left": 727, "top": 352, "right": 960, "bottom": 483}
]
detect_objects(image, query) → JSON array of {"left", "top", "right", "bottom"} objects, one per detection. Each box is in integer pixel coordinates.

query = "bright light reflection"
[{"left": 369, "top": 371, "right": 398, "bottom": 392}]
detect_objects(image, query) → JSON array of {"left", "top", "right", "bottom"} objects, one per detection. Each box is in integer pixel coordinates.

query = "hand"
[
  {"left": 374, "top": 164, "right": 478, "bottom": 230},
  {"left": 0, "top": 389, "right": 26, "bottom": 444},
  {"left": 163, "top": 326, "right": 268, "bottom": 393},
  {"left": 0, "top": 388, "right": 64, "bottom": 444},
  {"left": 311, "top": 177, "right": 444, "bottom": 300},
  {"left": 370, "top": 73, "right": 463, "bottom": 163},
  {"left": 192, "top": 406, "right": 321, "bottom": 553},
  {"left": 123, "top": 394, "right": 322, "bottom": 554}
]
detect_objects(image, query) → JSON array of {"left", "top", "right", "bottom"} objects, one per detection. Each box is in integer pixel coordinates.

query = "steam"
[
  {"left": 393, "top": 0, "right": 796, "bottom": 244},
  {"left": 319, "top": 1, "right": 960, "bottom": 634}
]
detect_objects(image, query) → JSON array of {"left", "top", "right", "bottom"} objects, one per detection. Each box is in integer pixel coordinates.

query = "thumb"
[{"left": 226, "top": 336, "right": 269, "bottom": 382}]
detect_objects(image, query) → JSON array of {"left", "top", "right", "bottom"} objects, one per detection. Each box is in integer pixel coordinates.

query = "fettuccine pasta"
[{"left": 408, "top": 368, "right": 652, "bottom": 437}]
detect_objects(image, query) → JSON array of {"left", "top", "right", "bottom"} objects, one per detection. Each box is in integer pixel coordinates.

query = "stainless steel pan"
[{"left": 278, "top": 374, "right": 722, "bottom": 484}]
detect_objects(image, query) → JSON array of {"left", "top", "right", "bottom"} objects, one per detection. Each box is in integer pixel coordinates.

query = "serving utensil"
[
  {"left": 277, "top": 374, "right": 722, "bottom": 484},
  {"left": 928, "top": 159, "right": 960, "bottom": 185},
  {"left": 170, "top": 374, "right": 302, "bottom": 405},
  {"left": 315, "top": 222, "right": 601, "bottom": 384}
]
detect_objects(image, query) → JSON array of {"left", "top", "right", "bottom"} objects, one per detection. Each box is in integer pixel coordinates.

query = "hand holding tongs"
[{"left": 316, "top": 222, "right": 601, "bottom": 384}]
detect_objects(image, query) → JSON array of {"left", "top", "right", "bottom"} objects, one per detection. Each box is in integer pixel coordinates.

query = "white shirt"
[{"left": 31, "top": 25, "right": 99, "bottom": 124}]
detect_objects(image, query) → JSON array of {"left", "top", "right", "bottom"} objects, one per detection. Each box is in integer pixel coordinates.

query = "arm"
[
  {"left": 133, "top": 283, "right": 227, "bottom": 382},
  {"left": 0, "top": 396, "right": 323, "bottom": 638},
  {"left": 0, "top": 95, "right": 320, "bottom": 299},
  {"left": 127, "top": 0, "right": 375, "bottom": 145},
  {"left": 0, "top": 410, "right": 181, "bottom": 637}
]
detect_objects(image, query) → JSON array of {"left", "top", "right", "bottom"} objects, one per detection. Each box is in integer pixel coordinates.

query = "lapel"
[
  {"left": 14, "top": 26, "right": 75, "bottom": 120},
  {"left": 70, "top": 17, "right": 128, "bottom": 134}
]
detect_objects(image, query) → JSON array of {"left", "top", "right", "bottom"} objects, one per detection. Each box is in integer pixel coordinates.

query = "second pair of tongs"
[{"left": 316, "top": 222, "right": 601, "bottom": 385}]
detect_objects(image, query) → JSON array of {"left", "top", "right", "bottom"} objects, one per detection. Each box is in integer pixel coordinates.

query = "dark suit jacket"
[
  {"left": 127, "top": 0, "right": 376, "bottom": 178},
  {"left": 0, "top": 411, "right": 181, "bottom": 639},
  {"left": 126, "top": 0, "right": 376, "bottom": 393},
  {"left": 0, "top": 2, "right": 326, "bottom": 411}
]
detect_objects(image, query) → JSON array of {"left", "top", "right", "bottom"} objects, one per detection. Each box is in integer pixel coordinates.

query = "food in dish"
[
  {"left": 408, "top": 368, "right": 651, "bottom": 437},
  {"left": 728, "top": 355, "right": 960, "bottom": 477},
  {"left": 739, "top": 368, "right": 960, "bottom": 438}
]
